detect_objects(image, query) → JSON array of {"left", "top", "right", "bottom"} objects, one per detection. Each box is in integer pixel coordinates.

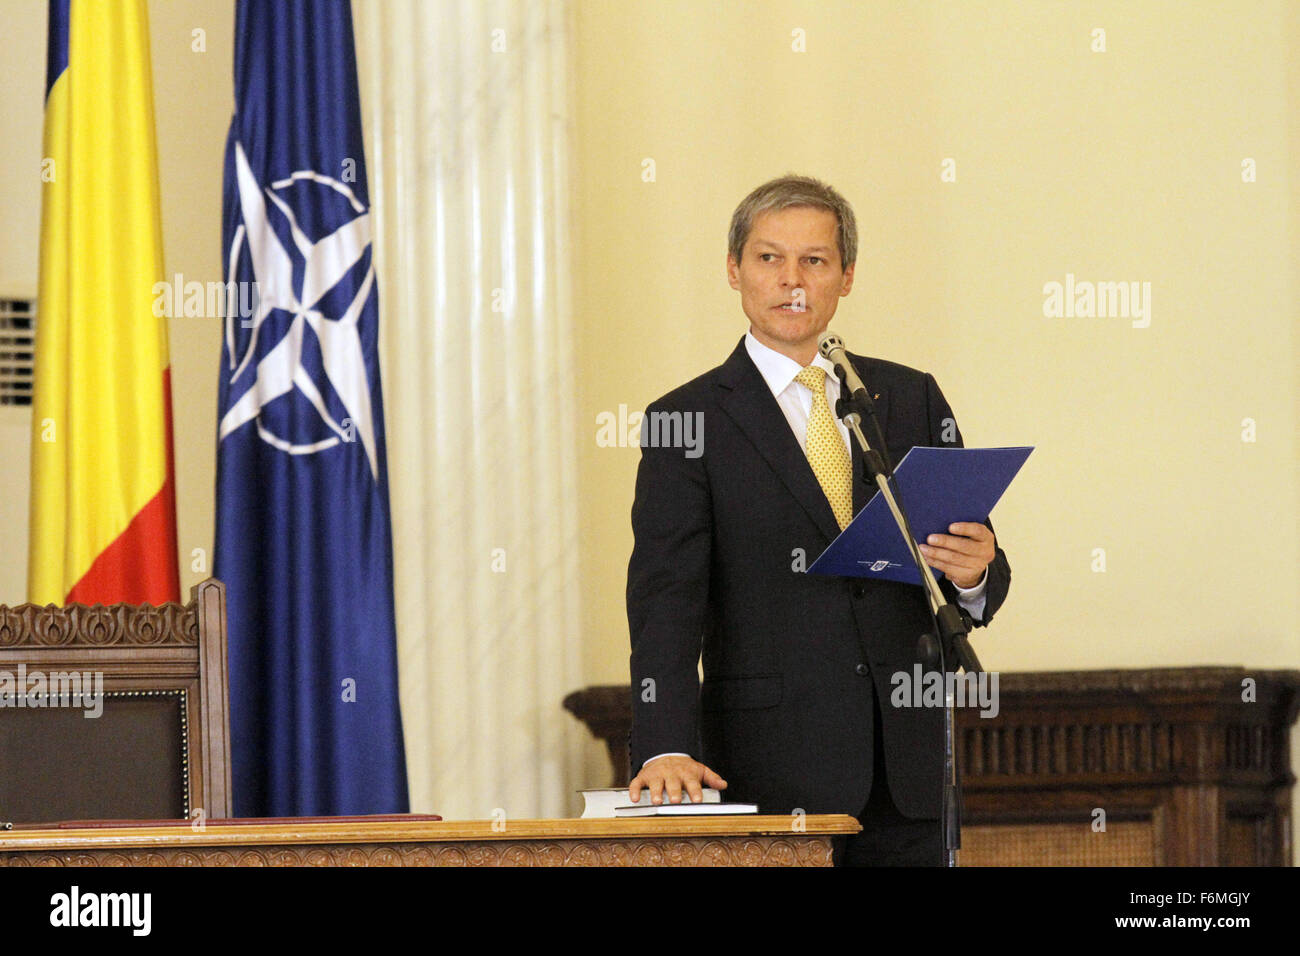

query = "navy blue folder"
[{"left": 806, "top": 446, "right": 1033, "bottom": 584}]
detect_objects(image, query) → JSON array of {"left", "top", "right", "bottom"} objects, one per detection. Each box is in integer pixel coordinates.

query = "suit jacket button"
[
  {"left": 855, "top": 664, "right": 869, "bottom": 677},
  {"left": 852, "top": 585, "right": 866, "bottom": 599}
]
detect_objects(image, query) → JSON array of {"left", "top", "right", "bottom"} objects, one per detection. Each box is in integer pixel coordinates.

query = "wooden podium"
[{"left": 0, "top": 815, "right": 860, "bottom": 867}]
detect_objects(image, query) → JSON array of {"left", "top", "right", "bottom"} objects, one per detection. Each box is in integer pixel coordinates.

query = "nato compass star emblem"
[{"left": 219, "top": 140, "right": 380, "bottom": 480}]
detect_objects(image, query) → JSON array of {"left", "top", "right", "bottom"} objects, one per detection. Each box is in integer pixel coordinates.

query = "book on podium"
[{"left": 580, "top": 788, "right": 758, "bottom": 818}]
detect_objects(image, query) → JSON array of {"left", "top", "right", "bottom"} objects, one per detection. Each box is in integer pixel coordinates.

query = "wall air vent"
[{"left": 0, "top": 298, "right": 35, "bottom": 406}]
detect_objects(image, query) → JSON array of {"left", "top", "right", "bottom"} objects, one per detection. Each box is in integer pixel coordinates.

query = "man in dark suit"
[{"left": 625, "top": 175, "right": 1011, "bottom": 865}]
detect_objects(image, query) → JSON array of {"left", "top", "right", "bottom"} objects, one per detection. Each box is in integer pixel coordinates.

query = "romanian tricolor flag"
[{"left": 27, "top": 0, "right": 179, "bottom": 606}]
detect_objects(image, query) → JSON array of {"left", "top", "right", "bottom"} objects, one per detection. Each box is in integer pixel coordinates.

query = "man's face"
[{"left": 727, "top": 205, "right": 855, "bottom": 360}]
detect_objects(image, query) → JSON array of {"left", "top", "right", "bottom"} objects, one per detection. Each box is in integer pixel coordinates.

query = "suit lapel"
[{"left": 715, "top": 339, "right": 843, "bottom": 544}]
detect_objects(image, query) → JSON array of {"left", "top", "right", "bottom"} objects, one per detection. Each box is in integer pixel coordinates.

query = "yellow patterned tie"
[{"left": 795, "top": 365, "right": 854, "bottom": 530}]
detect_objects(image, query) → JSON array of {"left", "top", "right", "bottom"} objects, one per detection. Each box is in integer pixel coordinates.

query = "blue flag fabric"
[{"left": 215, "top": 0, "right": 408, "bottom": 816}]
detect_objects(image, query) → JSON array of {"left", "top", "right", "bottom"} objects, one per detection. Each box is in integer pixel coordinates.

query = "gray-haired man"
[{"left": 625, "top": 175, "right": 1010, "bottom": 865}]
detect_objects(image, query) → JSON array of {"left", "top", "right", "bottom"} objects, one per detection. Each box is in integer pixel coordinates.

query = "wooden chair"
[{"left": 0, "top": 579, "right": 231, "bottom": 825}]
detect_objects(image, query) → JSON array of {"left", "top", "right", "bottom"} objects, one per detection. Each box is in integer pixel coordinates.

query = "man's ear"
[
  {"left": 726, "top": 254, "right": 741, "bottom": 290},
  {"left": 840, "top": 262, "right": 855, "bottom": 296}
]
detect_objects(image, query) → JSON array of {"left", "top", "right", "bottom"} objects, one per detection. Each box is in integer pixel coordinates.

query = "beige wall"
[
  {"left": 1, "top": 0, "right": 1296, "bottom": 825},
  {"left": 0, "top": 0, "right": 46, "bottom": 601},
  {"left": 150, "top": 0, "right": 235, "bottom": 600},
  {"left": 568, "top": 0, "right": 1299, "bottom": 820},
  {"left": 572, "top": 0, "right": 1299, "bottom": 680}
]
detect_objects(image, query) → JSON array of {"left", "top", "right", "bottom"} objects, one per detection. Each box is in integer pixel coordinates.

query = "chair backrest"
[{"left": 0, "top": 578, "right": 231, "bottom": 825}]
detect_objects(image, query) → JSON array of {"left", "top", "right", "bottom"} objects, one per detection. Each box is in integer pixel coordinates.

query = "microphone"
[
  {"left": 819, "top": 328, "right": 894, "bottom": 477},
  {"left": 817, "top": 331, "right": 871, "bottom": 406}
]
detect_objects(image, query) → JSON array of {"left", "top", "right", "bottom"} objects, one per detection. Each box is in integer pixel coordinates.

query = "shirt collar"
[{"left": 744, "top": 330, "right": 838, "bottom": 397}]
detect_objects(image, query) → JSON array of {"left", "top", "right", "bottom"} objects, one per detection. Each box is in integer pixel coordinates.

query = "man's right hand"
[{"left": 628, "top": 755, "right": 727, "bottom": 806}]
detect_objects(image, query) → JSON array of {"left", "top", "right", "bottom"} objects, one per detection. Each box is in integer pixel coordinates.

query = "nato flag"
[{"left": 215, "top": 0, "right": 408, "bottom": 816}]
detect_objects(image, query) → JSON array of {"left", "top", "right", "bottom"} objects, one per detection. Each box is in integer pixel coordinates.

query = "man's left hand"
[{"left": 918, "top": 522, "right": 995, "bottom": 589}]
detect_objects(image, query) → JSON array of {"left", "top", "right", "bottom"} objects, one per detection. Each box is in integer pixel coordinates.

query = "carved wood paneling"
[
  {"left": 961, "top": 821, "right": 1156, "bottom": 867},
  {"left": 1, "top": 835, "right": 834, "bottom": 867},
  {"left": 0, "top": 602, "right": 197, "bottom": 648},
  {"left": 563, "top": 668, "right": 1300, "bottom": 866},
  {"left": 0, "top": 815, "right": 858, "bottom": 868}
]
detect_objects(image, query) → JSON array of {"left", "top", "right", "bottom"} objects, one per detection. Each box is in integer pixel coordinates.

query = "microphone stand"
[{"left": 831, "top": 368, "right": 980, "bottom": 868}]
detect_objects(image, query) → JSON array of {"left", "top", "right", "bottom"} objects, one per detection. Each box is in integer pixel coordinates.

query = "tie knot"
[{"left": 795, "top": 365, "right": 826, "bottom": 393}]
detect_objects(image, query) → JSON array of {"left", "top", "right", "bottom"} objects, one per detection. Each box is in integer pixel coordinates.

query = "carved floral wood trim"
[
  {"left": 0, "top": 602, "right": 197, "bottom": 648},
  {"left": 1, "top": 836, "right": 834, "bottom": 867}
]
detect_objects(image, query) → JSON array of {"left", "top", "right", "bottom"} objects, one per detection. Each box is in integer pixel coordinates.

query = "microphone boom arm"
[{"left": 818, "top": 330, "right": 981, "bottom": 868}]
